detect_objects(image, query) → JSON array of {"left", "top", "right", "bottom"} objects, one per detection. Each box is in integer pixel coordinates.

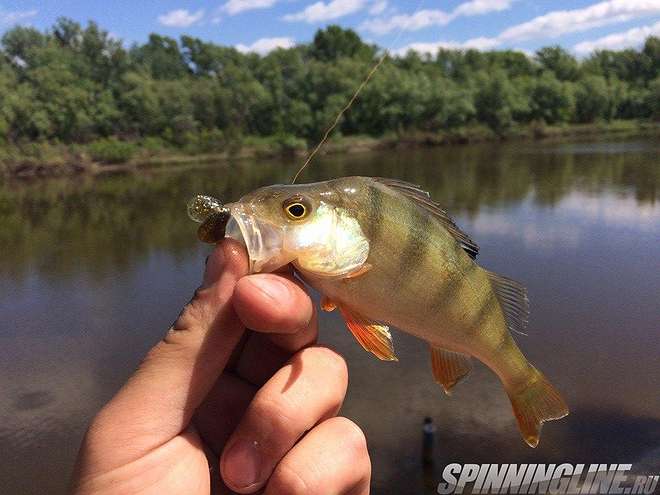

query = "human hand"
[{"left": 71, "top": 240, "right": 371, "bottom": 494}]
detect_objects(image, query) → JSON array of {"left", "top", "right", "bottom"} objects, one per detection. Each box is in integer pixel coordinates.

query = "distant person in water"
[{"left": 70, "top": 240, "right": 371, "bottom": 494}]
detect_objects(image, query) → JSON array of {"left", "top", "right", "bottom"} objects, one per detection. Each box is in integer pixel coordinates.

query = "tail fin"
[{"left": 507, "top": 367, "right": 569, "bottom": 448}]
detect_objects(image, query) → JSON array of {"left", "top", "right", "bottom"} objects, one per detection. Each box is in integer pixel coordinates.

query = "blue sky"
[{"left": 2, "top": 0, "right": 660, "bottom": 56}]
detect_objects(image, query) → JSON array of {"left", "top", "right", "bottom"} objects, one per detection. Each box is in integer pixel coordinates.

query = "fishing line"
[{"left": 291, "top": 0, "right": 426, "bottom": 184}]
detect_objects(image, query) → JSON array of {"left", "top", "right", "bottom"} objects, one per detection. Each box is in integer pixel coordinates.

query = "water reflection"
[
  {"left": 1, "top": 139, "right": 658, "bottom": 282},
  {"left": 0, "top": 137, "right": 658, "bottom": 494}
]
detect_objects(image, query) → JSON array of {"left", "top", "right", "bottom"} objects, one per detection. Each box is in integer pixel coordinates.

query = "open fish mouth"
[{"left": 225, "top": 206, "right": 292, "bottom": 273}]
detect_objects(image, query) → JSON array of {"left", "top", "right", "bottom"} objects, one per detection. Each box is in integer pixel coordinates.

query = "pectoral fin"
[
  {"left": 430, "top": 346, "right": 472, "bottom": 394},
  {"left": 339, "top": 306, "right": 397, "bottom": 361},
  {"left": 321, "top": 296, "right": 337, "bottom": 312}
]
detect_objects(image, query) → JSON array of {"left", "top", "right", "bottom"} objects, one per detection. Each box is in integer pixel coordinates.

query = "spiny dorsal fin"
[
  {"left": 430, "top": 346, "right": 472, "bottom": 394},
  {"left": 338, "top": 305, "right": 397, "bottom": 361},
  {"left": 373, "top": 177, "right": 479, "bottom": 259},
  {"left": 486, "top": 270, "right": 530, "bottom": 336}
]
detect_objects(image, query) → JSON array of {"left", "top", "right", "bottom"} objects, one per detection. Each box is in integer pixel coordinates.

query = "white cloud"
[
  {"left": 236, "top": 37, "right": 296, "bottom": 55},
  {"left": 459, "top": 36, "right": 503, "bottom": 50},
  {"left": 574, "top": 19, "right": 660, "bottom": 54},
  {"left": 394, "top": 37, "right": 501, "bottom": 56},
  {"left": 452, "top": 0, "right": 513, "bottom": 17},
  {"left": 223, "top": 0, "right": 278, "bottom": 15},
  {"left": 393, "top": 0, "right": 660, "bottom": 54},
  {"left": 369, "top": 0, "right": 388, "bottom": 15},
  {"left": 361, "top": 0, "right": 514, "bottom": 35},
  {"left": 499, "top": 0, "right": 660, "bottom": 42},
  {"left": 0, "top": 8, "right": 38, "bottom": 25},
  {"left": 157, "top": 9, "right": 205, "bottom": 28},
  {"left": 361, "top": 9, "right": 452, "bottom": 35},
  {"left": 283, "top": 0, "right": 367, "bottom": 23}
]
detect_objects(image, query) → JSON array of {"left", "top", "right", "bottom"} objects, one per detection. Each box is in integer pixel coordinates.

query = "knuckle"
[
  {"left": 171, "top": 295, "right": 208, "bottom": 333},
  {"left": 267, "top": 462, "right": 314, "bottom": 495},
  {"left": 249, "top": 394, "right": 300, "bottom": 444},
  {"left": 142, "top": 339, "right": 185, "bottom": 366},
  {"left": 302, "top": 346, "right": 348, "bottom": 381},
  {"left": 333, "top": 417, "right": 370, "bottom": 460}
]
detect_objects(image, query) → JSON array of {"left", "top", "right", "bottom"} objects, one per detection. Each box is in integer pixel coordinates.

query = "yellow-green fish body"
[{"left": 188, "top": 176, "right": 569, "bottom": 447}]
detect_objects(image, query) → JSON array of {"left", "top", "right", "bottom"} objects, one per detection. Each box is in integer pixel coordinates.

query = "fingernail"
[
  {"left": 248, "top": 276, "right": 290, "bottom": 302},
  {"left": 223, "top": 439, "right": 262, "bottom": 489}
]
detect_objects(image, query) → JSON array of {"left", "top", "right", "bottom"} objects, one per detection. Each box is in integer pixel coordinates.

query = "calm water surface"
[{"left": 1, "top": 138, "right": 659, "bottom": 494}]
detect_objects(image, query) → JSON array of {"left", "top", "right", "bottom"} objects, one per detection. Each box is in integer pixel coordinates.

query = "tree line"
[{"left": 1, "top": 19, "right": 659, "bottom": 151}]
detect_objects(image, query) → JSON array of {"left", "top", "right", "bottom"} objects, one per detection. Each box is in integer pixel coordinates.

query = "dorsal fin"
[
  {"left": 373, "top": 177, "right": 479, "bottom": 259},
  {"left": 486, "top": 270, "right": 530, "bottom": 336}
]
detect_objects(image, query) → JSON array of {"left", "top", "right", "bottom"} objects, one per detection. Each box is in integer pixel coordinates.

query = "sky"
[{"left": 1, "top": 0, "right": 660, "bottom": 56}]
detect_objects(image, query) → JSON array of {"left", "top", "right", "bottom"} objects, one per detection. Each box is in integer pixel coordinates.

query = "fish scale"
[{"left": 188, "top": 175, "right": 569, "bottom": 447}]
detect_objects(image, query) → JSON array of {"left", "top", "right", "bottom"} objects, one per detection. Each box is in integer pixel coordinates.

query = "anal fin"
[
  {"left": 430, "top": 346, "right": 472, "bottom": 394},
  {"left": 339, "top": 306, "right": 397, "bottom": 361}
]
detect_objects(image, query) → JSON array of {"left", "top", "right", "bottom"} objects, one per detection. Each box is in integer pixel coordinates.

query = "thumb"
[{"left": 86, "top": 240, "right": 249, "bottom": 466}]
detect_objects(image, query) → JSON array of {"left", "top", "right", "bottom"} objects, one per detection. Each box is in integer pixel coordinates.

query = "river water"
[{"left": 1, "top": 137, "right": 659, "bottom": 494}]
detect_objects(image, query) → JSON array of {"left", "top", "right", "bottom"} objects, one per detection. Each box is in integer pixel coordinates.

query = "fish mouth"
[{"left": 225, "top": 205, "right": 292, "bottom": 273}]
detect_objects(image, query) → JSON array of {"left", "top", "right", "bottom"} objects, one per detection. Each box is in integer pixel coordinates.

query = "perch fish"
[{"left": 187, "top": 176, "right": 569, "bottom": 447}]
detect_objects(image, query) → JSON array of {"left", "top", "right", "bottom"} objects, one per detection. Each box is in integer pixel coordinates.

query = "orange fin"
[
  {"left": 321, "top": 296, "right": 337, "bottom": 312},
  {"left": 430, "top": 346, "right": 472, "bottom": 394},
  {"left": 339, "top": 306, "right": 397, "bottom": 361},
  {"left": 507, "top": 366, "right": 569, "bottom": 448},
  {"left": 344, "top": 263, "right": 372, "bottom": 279}
]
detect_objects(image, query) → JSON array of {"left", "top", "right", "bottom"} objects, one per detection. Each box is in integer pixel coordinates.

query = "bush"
[
  {"left": 274, "top": 133, "right": 307, "bottom": 153},
  {"left": 189, "top": 128, "right": 226, "bottom": 153},
  {"left": 244, "top": 134, "right": 306, "bottom": 157},
  {"left": 88, "top": 138, "right": 136, "bottom": 164},
  {"left": 141, "top": 136, "right": 168, "bottom": 152}
]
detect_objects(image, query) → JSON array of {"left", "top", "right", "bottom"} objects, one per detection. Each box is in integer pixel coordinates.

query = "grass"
[{"left": 88, "top": 138, "right": 138, "bottom": 164}]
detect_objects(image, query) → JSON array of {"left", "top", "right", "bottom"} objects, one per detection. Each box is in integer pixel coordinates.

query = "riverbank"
[{"left": 2, "top": 120, "right": 658, "bottom": 179}]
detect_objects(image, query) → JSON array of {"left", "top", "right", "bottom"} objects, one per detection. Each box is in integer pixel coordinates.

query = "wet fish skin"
[{"left": 191, "top": 176, "right": 569, "bottom": 447}]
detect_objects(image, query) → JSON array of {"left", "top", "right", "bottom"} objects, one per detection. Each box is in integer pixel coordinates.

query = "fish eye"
[{"left": 283, "top": 196, "right": 310, "bottom": 220}]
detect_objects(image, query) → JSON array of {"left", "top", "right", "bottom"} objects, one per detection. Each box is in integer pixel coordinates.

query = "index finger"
[
  {"left": 232, "top": 273, "right": 314, "bottom": 335},
  {"left": 233, "top": 272, "right": 319, "bottom": 357}
]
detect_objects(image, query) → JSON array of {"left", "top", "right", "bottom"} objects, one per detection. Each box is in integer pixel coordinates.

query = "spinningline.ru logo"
[{"left": 436, "top": 464, "right": 659, "bottom": 494}]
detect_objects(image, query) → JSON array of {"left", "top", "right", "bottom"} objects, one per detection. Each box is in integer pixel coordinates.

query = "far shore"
[{"left": 2, "top": 120, "right": 658, "bottom": 179}]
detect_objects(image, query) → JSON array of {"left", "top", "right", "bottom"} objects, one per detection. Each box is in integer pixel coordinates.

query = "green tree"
[
  {"left": 310, "top": 25, "right": 375, "bottom": 61},
  {"left": 648, "top": 77, "right": 660, "bottom": 120},
  {"left": 528, "top": 72, "right": 574, "bottom": 124},
  {"left": 0, "top": 20, "right": 657, "bottom": 149},
  {"left": 130, "top": 34, "right": 189, "bottom": 79},
  {"left": 118, "top": 71, "right": 161, "bottom": 135},
  {"left": 1, "top": 26, "right": 47, "bottom": 69},
  {"left": 641, "top": 36, "right": 660, "bottom": 81},
  {"left": 473, "top": 70, "right": 520, "bottom": 132},
  {"left": 574, "top": 75, "right": 610, "bottom": 122},
  {"left": 491, "top": 50, "right": 536, "bottom": 78},
  {"left": 535, "top": 46, "right": 579, "bottom": 81}
]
